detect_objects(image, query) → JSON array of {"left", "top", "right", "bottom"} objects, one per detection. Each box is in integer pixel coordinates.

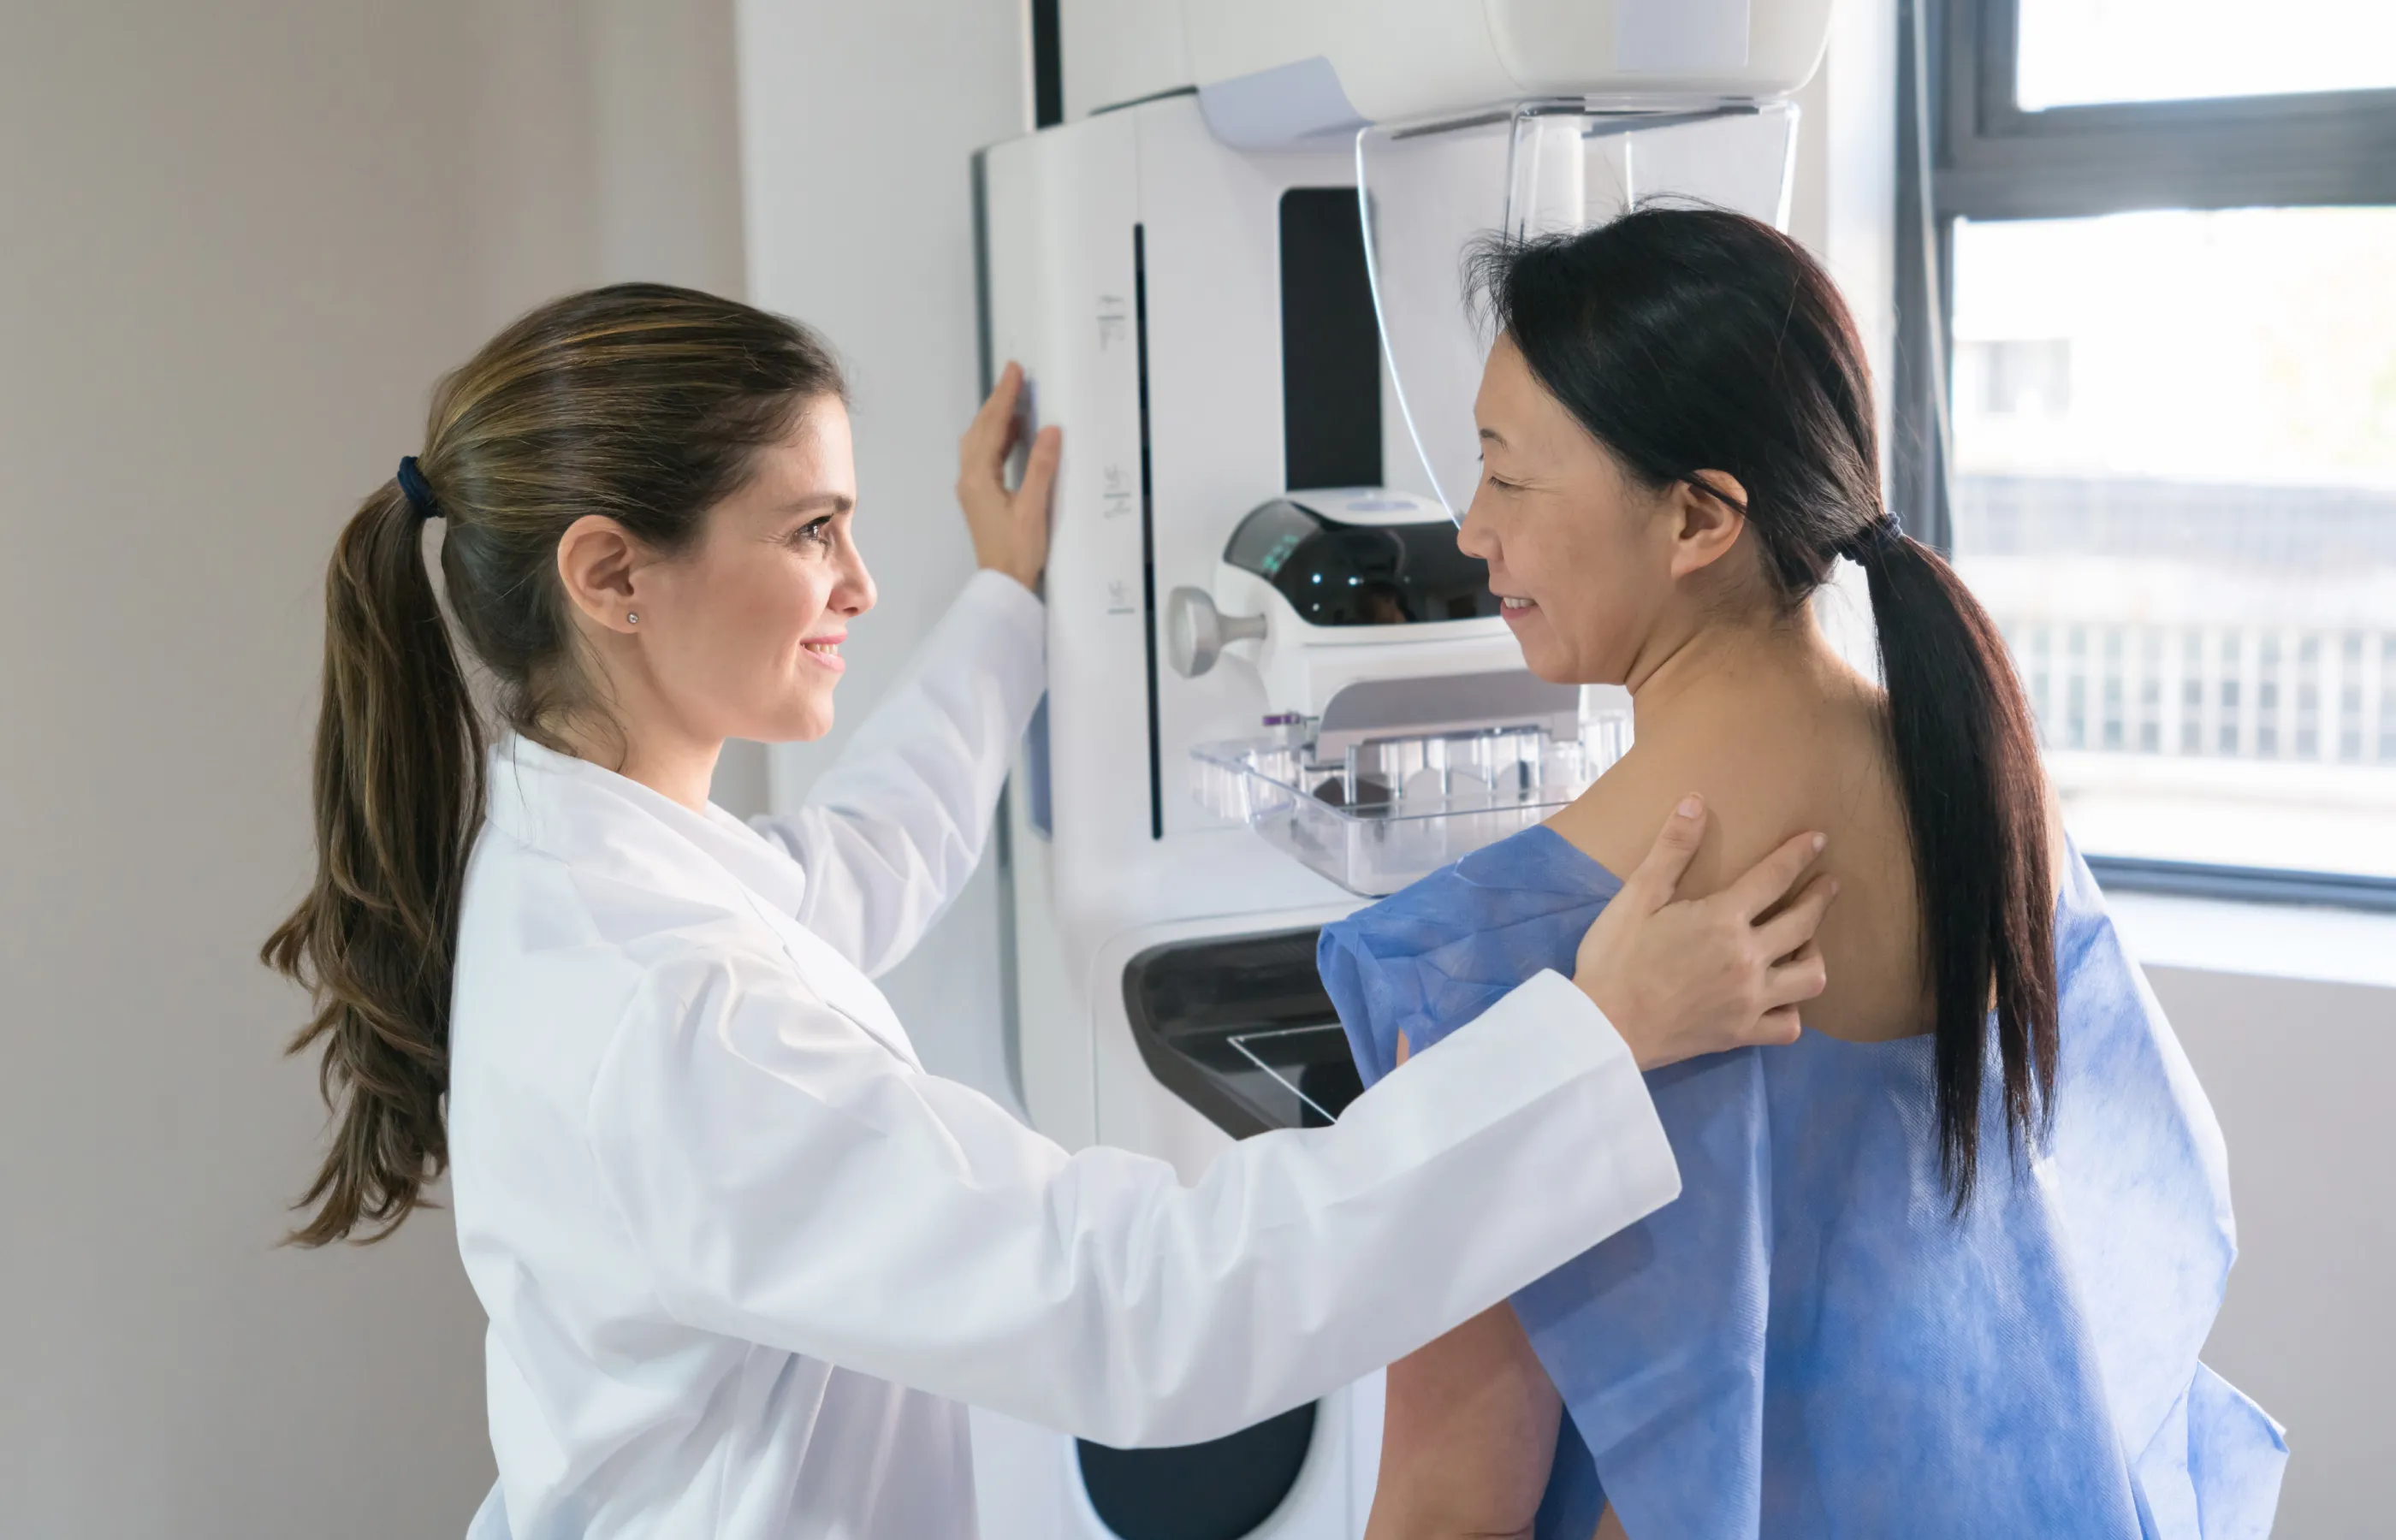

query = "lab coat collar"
[
  {"left": 483, "top": 740, "right": 926, "bottom": 1069},
  {"left": 483, "top": 735, "right": 811, "bottom": 922}
]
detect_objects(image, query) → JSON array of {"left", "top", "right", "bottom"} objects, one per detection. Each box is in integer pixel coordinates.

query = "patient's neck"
[
  {"left": 1623, "top": 603, "right": 1865, "bottom": 748},
  {"left": 1556, "top": 597, "right": 1930, "bottom": 1043}
]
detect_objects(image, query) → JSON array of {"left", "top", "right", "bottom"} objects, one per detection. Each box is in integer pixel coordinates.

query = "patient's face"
[{"left": 1457, "top": 335, "right": 1678, "bottom": 685}]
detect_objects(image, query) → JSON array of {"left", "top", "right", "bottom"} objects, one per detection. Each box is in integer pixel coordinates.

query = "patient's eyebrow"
[
  {"left": 780, "top": 493, "right": 855, "bottom": 515},
  {"left": 1478, "top": 427, "right": 1508, "bottom": 448}
]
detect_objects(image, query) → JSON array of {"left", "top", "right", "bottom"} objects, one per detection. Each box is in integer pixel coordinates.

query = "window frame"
[{"left": 1893, "top": 0, "right": 2396, "bottom": 908}]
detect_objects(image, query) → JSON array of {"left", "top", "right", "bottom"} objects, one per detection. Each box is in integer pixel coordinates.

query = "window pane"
[
  {"left": 2017, "top": 0, "right": 2396, "bottom": 110},
  {"left": 1949, "top": 207, "right": 2396, "bottom": 879}
]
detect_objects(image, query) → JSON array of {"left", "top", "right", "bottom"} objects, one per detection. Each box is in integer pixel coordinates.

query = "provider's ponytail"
[
  {"left": 1477, "top": 207, "right": 2057, "bottom": 1207},
  {"left": 265, "top": 284, "right": 845, "bottom": 1243},
  {"left": 262, "top": 483, "right": 483, "bottom": 1246}
]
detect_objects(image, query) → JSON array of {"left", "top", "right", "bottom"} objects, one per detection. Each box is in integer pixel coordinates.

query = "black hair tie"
[
  {"left": 1838, "top": 516, "right": 1904, "bottom": 565},
  {"left": 395, "top": 455, "right": 441, "bottom": 522}
]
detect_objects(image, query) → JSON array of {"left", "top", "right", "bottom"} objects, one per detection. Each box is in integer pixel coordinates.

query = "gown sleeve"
[
  {"left": 584, "top": 951, "right": 1680, "bottom": 1449},
  {"left": 746, "top": 569, "right": 1046, "bottom": 978}
]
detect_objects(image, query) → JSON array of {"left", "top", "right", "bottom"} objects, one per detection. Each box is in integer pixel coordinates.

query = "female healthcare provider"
[{"left": 264, "top": 283, "right": 1836, "bottom": 1539}]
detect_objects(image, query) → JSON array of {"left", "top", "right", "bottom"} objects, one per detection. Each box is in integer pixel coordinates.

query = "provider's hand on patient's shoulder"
[
  {"left": 957, "top": 361, "right": 1061, "bottom": 591},
  {"left": 1574, "top": 795, "right": 1834, "bottom": 1070}
]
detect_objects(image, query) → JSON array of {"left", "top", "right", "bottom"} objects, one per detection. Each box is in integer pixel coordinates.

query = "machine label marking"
[
  {"left": 1096, "top": 294, "right": 1129, "bottom": 351},
  {"left": 1101, "top": 461, "right": 1135, "bottom": 518}
]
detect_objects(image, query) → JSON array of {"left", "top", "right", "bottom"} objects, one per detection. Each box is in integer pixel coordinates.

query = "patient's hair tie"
[
  {"left": 395, "top": 455, "right": 441, "bottom": 523},
  {"left": 1838, "top": 517, "right": 1904, "bottom": 565}
]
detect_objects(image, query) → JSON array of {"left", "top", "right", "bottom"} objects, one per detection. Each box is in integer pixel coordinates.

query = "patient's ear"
[{"left": 1666, "top": 472, "right": 1748, "bottom": 580}]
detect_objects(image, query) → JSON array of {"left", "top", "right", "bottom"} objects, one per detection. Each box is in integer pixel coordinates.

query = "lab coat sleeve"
[
  {"left": 586, "top": 954, "right": 1678, "bottom": 1448},
  {"left": 747, "top": 570, "right": 1044, "bottom": 977}
]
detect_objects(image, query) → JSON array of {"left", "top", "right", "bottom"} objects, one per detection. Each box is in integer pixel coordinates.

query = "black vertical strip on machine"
[
  {"left": 1134, "top": 225, "right": 1164, "bottom": 841},
  {"left": 970, "top": 152, "right": 995, "bottom": 400},
  {"left": 1031, "top": 0, "right": 1064, "bottom": 128},
  {"left": 1278, "top": 187, "right": 1384, "bottom": 490}
]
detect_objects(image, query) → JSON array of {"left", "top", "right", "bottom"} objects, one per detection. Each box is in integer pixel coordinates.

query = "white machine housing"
[
  {"left": 1064, "top": 0, "right": 1833, "bottom": 138},
  {"left": 987, "top": 88, "right": 1361, "bottom": 1174}
]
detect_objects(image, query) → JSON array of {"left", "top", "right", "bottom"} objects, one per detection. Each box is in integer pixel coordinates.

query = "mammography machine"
[{"left": 976, "top": 3, "right": 1830, "bottom": 1534}]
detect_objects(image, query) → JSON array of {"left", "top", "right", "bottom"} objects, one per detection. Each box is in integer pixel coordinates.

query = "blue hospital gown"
[{"left": 1319, "top": 826, "right": 2286, "bottom": 1540}]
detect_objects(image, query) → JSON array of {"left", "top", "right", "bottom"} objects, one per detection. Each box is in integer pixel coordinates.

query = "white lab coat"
[{"left": 448, "top": 571, "right": 1678, "bottom": 1539}]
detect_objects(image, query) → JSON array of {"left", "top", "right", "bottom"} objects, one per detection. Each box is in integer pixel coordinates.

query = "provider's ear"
[
  {"left": 1666, "top": 472, "right": 1750, "bottom": 579},
  {"left": 555, "top": 515, "right": 648, "bottom": 636}
]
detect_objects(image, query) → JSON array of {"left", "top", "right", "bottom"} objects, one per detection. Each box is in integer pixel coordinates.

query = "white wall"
[
  {"left": 0, "top": 3, "right": 744, "bottom": 1533},
  {"left": 734, "top": 0, "right": 1034, "bottom": 1102},
  {"left": 2154, "top": 963, "right": 2396, "bottom": 1536}
]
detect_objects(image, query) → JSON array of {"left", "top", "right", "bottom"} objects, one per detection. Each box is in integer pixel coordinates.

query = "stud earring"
[{"left": 626, "top": 612, "right": 639, "bottom": 625}]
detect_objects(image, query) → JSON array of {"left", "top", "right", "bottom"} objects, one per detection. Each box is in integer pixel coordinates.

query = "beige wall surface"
[{"left": 0, "top": 2, "right": 743, "bottom": 1534}]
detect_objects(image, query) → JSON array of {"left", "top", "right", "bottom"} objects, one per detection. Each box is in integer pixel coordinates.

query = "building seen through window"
[{"left": 1948, "top": 207, "right": 2396, "bottom": 878}]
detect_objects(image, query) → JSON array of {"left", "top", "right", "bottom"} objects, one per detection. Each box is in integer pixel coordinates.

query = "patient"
[{"left": 1320, "top": 208, "right": 2285, "bottom": 1539}]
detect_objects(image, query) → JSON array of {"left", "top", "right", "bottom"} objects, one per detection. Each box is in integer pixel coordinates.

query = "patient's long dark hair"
[{"left": 1474, "top": 207, "right": 2055, "bottom": 1209}]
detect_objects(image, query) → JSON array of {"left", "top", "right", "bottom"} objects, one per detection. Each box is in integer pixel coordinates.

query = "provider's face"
[
  {"left": 1456, "top": 335, "right": 1678, "bottom": 685},
  {"left": 638, "top": 396, "right": 875, "bottom": 743}
]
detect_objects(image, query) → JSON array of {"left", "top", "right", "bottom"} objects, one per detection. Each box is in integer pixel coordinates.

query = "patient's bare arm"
[{"left": 1365, "top": 1303, "right": 1563, "bottom": 1540}]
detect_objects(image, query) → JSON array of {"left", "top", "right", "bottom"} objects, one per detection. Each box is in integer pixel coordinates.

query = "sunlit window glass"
[
  {"left": 2017, "top": 0, "right": 2396, "bottom": 110},
  {"left": 1948, "top": 207, "right": 2396, "bottom": 877}
]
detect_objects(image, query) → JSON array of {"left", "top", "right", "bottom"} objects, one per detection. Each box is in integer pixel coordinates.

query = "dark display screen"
[
  {"left": 1279, "top": 187, "right": 1383, "bottom": 490},
  {"left": 1222, "top": 497, "right": 1498, "bottom": 626}
]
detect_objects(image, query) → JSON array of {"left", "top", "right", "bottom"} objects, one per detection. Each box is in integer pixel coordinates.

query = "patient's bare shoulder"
[
  {"left": 1544, "top": 733, "right": 1799, "bottom": 904},
  {"left": 1545, "top": 750, "right": 1696, "bottom": 890},
  {"left": 1550, "top": 684, "right": 1932, "bottom": 1043}
]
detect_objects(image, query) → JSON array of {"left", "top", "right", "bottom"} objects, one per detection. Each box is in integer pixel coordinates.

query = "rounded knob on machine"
[
  {"left": 1165, "top": 587, "right": 1266, "bottom": 678},
  {"left": 1165, "top": 586, "right": 1223, "bottom": 677}
]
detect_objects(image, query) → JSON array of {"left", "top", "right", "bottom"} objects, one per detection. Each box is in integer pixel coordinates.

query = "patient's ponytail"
[
  {"left": 1477, "top": 207, "right": 2056, "bottom": 1208},
  {"left": 265, "top": 284, "right": 847, "bottom": 1243},
  {"left": 1848, "top": 530, "right": 2055, "bottom": 1207}
]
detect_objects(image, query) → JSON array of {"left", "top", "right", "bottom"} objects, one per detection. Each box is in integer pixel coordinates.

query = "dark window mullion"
[
  {"left": 1937, "top": 149, "right": 2396, "bottom": 222},
  {"left": 1938, "top": 116, "right": 2396, "bottom": 219},
  {"left": 1969, "top": 0, "right": 2019, "bottom": 136},
  {"left": 1895, "top": 0, "right": 1956, "bottom": 554},
  {"left": 1989, "top": 86, "right": 2396, "bottom": 139}
]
